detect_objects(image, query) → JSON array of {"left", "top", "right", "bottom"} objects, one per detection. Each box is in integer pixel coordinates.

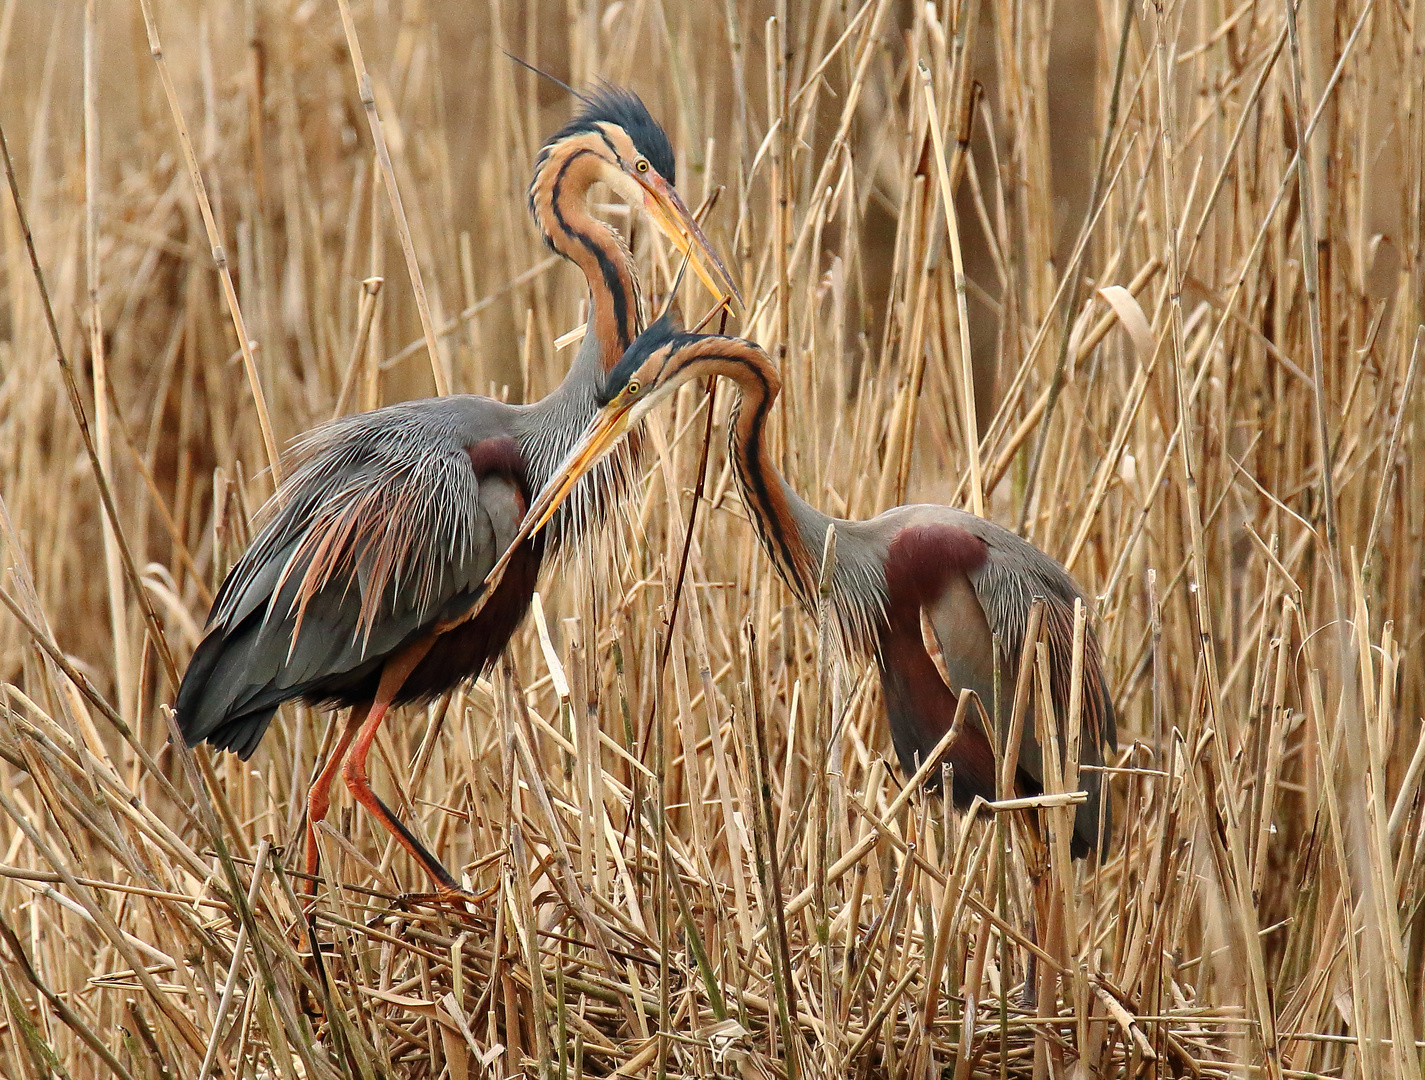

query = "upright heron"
[
  {"left": 175, "top": 88, "right": 738, "bottom": 900},
  {"left": 520, "top": 319, "right": 1116, "bottom": 856}
]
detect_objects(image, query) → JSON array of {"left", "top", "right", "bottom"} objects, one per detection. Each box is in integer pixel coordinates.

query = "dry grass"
[{"left": 1, "top": 0, "right": 1423, "bottom": 1076}]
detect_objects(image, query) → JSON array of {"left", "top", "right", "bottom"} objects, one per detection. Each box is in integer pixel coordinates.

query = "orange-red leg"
[
  {"left": 340, "top": 637, "right": 464, "bottom": 894},
  {"left": 304, "top": 704, "right": 369, "bottom": 896}
]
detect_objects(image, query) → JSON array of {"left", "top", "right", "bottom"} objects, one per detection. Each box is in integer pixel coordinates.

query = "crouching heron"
[{"left": 508, "top": 318, "right": 1116, "bottom": 857}]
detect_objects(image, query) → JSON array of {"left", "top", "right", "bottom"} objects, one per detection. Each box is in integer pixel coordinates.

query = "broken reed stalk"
[
  {"left": 1153, "top": 4, "right": 1282, "bottom": 1074},
  {"left": 333, "top": 0, "right": 449, "bottom": 396},
  {"left": 85, "top": 0, "right": 134, "bottom": 729},
  {"left": 1014, "top": 0, "right": 1134, "bottom": 535},
  {"left": 919, "top": 59, "right": 982, "bottom": 517},
  {"left": 0, "top": 113, "right": 182, "bottom": 693},
  {"left": 812, "top": 522, "right": 837, "bottom": 1023},
  {"left": 741, "top": 620, "right": 800, "bottom": 1078}
]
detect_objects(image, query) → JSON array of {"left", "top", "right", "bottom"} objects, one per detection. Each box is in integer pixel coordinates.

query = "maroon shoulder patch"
[
  {"left": 884, "top": 523, "right": 988, "bottom": 607},
  {"left": 466, "top": 437, "right": 532, "bottom": 497}
]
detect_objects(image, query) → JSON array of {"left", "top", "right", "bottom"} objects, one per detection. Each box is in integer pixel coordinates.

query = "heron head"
[
  {"left": 598, "top": 313, "right": 686, "bottom": 407},
  {"left": 534, "top": 86, "right": 740, "bottom": 307}
]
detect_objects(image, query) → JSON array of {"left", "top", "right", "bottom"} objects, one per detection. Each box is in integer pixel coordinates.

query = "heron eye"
[
  {"left": 627, "top": 380, "right": 642, "bottom": 396},
  {"left": 635, "top": 158, "right": 650, "bottom": 173}
]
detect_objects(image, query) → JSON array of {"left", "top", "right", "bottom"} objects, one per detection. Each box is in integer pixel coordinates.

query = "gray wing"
[
  {"left": 175, "top": 396, "right": 520, "bottom": 757},
  {"left": 914, "top": 507, "right": 1117, "bottom": 857}
]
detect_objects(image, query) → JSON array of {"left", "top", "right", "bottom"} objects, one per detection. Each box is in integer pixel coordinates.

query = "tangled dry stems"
[{"left": 0, "top": 0, "right": 1422, "bottom": 1077}]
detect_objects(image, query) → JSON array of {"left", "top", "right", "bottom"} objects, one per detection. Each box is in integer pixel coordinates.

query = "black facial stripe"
[
  {"left": 655, "top": 344, "right": 677, "bottom": 383},
  {"left": 593, "top": 124, "right": 621, "bottom": 159}
]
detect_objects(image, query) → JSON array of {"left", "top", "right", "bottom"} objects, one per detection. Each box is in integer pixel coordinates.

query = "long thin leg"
[
  {"left": 340, "top": 636, "right": 463, "bottom": 894},
  {"left": 1019, "top": 811, "right": 1048, "bottom": 1009},
  {"left": 304, "top": 703, "right": 369, "bottom": 895}
]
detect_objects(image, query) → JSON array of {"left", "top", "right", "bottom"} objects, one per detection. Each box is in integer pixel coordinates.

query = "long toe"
[{"left": 397, "top": 884, "right": 497, "bottom": 917}]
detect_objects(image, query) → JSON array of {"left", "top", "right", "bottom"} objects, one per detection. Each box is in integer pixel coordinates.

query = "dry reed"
[{"left": 0, "top": 0, "right": 1422, "bottom": 1077}]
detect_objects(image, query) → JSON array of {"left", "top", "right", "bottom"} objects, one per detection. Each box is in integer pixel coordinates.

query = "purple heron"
[
  {"left": 175, "top": 89, "right": 739, "bottom": 899},
  {"left": 519, "top": 318, "right": 1116, "bottom": 856}
]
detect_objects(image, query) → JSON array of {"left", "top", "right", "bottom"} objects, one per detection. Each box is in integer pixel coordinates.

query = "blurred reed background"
[{"left": 0, "top": 0, "right": 1422, "bottom": 1076}]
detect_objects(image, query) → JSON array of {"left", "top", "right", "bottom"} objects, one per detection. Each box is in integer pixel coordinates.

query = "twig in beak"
[{"left": 692, "top": 294, "right": 734, "bottom": 334}]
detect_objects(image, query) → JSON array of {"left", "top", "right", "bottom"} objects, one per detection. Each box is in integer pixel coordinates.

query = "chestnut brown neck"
[
  {"left": 529, "top": 137, "right": 642, "bottom": 374},
  {"left": 661, "top": 337, "right": 889, "bottom": 654}
]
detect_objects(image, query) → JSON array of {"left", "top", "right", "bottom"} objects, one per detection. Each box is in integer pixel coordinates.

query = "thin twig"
[
  {"left": 334, "top": 0, "right": 449, "bottom": 395},
  {"left": 0, "top": 115, "right": 182, "bottom": 691},
  {"left": 135, "top": 0, "right": 282, "bottom": 484}
]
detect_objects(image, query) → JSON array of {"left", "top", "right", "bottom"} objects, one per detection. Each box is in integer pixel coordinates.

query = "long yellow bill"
[
  {"left": 639, "top": 174, "right": 743, "bottom": 310},
  {"left": 476, "top": 405, "right": 636, "bottom": 593}
]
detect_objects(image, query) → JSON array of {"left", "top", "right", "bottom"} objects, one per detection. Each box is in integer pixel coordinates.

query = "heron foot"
[{"left": 397, "top": 882, "right": 497, "bottom": 916}]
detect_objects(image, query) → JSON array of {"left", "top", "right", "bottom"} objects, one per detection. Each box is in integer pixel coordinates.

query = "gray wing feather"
[{"left": 177, "top": 397, "right": 516, "bottom": 751}]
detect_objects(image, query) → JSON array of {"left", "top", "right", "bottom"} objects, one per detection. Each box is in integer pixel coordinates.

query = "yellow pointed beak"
[
  {"left": 476, "top": 404, "right": 637, "bottom": 594},
  {"left": 637, "top": 173, "right": 743, "bottom": 310},
  {"left": 527, "top": 406, "right": 636, "bottom": 534}
]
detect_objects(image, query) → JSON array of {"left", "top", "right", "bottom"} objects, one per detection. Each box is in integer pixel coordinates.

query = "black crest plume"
[
  {"left": 601, "top": 314, "right": 685, "bottom": 404},
  {"left": 503, "top": 51, "right": 592, "bottom": 105},
  {"left": 542, "top": 81, "right": 676, "bottom": 184}
]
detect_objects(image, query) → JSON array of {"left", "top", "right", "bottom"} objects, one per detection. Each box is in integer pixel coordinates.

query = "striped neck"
[
  {"left": 517, "top": 373, "right": 639, "bottom": 558},
  {"left": 664, "top": 338, "right": 887, "bottom": 654},
  {"left": 528, "top": 135, "right": 643, "bottom": 374},
  {"left": 720, "top": 356, "right": 822, "bottom": 610}
]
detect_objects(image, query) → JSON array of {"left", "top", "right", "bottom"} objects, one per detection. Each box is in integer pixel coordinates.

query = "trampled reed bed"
[{"left": 0, "top": 0, "right": 1422, "bottom": 1076}]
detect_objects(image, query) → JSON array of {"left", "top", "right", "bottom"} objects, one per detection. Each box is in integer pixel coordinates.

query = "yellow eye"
[
  {"left": 626, "top": 380, "right": 642, "bottom": 396},
  {"left": 635, "top": 158, "right": 650, "bottom": 173}
]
